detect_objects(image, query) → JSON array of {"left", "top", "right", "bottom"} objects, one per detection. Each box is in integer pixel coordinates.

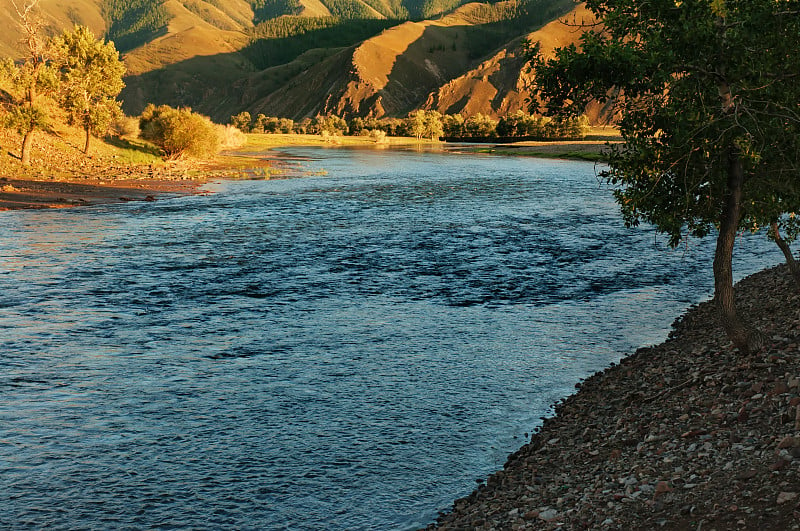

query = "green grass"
[{"left": 104, "top": 137, "right": 164, "bottom": 164}]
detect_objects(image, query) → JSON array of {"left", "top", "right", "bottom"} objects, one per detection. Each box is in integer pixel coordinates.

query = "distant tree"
[
  {"left": 463, "top": 113, "right": 497, "bottom": 138},
  {"left": 51, "top": 26, "right": 125, "bottom": 156},
  {"left": 407, "top": 110, "right": 443, "bottom": 140},
  {"left": 277, "top": 117, "right": 294, "bottom": 133},
  {"left": 139, "top": 104, "right": 221, "bottom": 159},
  {"left": 442, "top": 113, "right": 464, "bottom": 137},
  {"left": 0, "top": 0, "right": 58, "bottom": 166},
  {"left": 348, "top": 117, "right": 366, "bottom": 136},
  {"left": 252, "top": 113, "right": 268, "bottom": 133},
  {"left": 313, "top": 115, "right": 347, "bottom": 136},
  {"left": 295, "top": 117, "right": 313, "bottom": 134},
  {"left": 231, "top": 111, "right": 252, "bottom": 132},
  {"left": 534, "top": 0, "right": 800, "bottom": 352}
]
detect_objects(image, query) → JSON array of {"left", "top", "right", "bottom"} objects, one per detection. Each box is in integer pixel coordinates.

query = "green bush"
[{"left": 139, "top": 104, "right": 220, "bottom": 159}]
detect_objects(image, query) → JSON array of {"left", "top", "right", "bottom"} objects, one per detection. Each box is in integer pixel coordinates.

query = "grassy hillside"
[{"left": 0, "top": 0, "right": 591, "bottom": 124}]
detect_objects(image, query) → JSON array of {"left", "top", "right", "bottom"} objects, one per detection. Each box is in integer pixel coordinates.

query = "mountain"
[{"left": 0, "top": 0, "right": 597, "bottom": 122}]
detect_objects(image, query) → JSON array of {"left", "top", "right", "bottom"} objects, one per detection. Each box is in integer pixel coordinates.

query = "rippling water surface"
[{"left": 0, "top": 148, "right": 782, "bottom": 529}]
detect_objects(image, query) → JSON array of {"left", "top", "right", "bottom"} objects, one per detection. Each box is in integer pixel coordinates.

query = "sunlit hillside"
[{"left": 0, "top": 0, "right": 599, "bottom": 123}]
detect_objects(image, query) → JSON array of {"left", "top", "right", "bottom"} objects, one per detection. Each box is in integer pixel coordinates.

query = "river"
[{"left": 0, "top": 147, "right": 783, "bottom": 529}]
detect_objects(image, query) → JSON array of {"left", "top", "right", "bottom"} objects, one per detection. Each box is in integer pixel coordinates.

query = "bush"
[
  {"left": 139, "top": 104, "right": 220, "bottom": 159},
  {"left": 218, "top": 124, "right": 247, "bottom": 150},
  {"left": 110, "top": 115, "right": 140, "bottom": 138}
]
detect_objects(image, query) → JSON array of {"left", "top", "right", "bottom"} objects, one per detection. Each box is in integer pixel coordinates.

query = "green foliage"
[
  {"left": 312, "top": 115, "right": 347, "bottom": 135},
  {"left": 0, "top": 39, "right": 59, "bottom": 165},
  {"left": 139, "top": 104, "right": 221, "bottom": 159},
  {"left": 464, "top": 113, "right": 497, "bottom": 138},
  {"left": 243, "top": 17, "right": 403, "bottom": 70},
  {"left": 407, "top": 110, "right": 443, "bottom": 140},
  {"left": 534, "top": 0, "right": 800, "bottom": 351},
  {"left": 442, "top": 113, "right": 464, "bottom": 137},
  {"left": 320, "top": 0, "right": 376, "bottom": 18},
  {"left": 536, "top": 0, "right": 800, "bottom": 245},
  {"left": 231, "top": 111, "right": 252, "bottom": 132},
  {"left": 102, "top": 0, "right": 169, "bottom": 53},
  {"left": 1, "top": 103, "right": 50, "bottom": 136},
  {"left": 419, "top": 0, "right": 462, "bottom": 19},
  {"left": 251, "top": 114, "right": 296, "bottom": 133},
  {"left": 51, "top": 26, "right": 126, "bottom": 154}
]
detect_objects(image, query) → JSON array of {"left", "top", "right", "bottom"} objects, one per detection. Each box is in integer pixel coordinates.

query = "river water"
[{"left": 0, "top": 148, "right": 783, "bottom": 529}]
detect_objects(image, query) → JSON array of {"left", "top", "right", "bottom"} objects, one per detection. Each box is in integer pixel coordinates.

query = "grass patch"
[{"left": 103, "top": 137, "right": 164, "bottom": 164}]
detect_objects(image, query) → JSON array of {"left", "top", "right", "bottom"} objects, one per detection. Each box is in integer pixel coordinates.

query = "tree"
[
  {"left": 535, "top": 0, "right": 800, "bottom": 353},
  {"left": 407, "top": 110, "right": 443, "bottom": 140},
  {"left": 51, "top": 26, "right": 125, "bottom": 156},
  {"left": 442, "top": 113, "right": 464, "bottom": 137},
  {"left": 0, "top": 0, "right": 58, "bottom": 166},
  {"left": 231, "top": 111, "right": 252, "bottom": 132},
  {"left": 464, "top": 113, "right": 497, "bottom": 138}
]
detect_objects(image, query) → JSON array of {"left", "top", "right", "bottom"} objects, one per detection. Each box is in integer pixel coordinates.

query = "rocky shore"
[{"left": 429, "top": 263, "right": 800, "bottom": 530}]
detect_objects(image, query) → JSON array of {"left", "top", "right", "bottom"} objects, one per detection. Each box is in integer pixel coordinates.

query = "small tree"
[
  {"left": 51, "top": 26, "right": 125, "bottom": 155},
  {"left": 407, "top": 110, "right": 443, "bottom": 140},
  {"left": 0, "top": 0, "right": 58, "bottom": 165}
]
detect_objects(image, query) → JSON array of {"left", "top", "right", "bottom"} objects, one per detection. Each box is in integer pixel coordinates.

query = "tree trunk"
[
  {"left": 771, "top": 221, "right": 800, "bottom": 288},
  {"left": 83, "top": 125, "right": 91, "bottom": 155},
  {"left": 712, "top": 149, "right": 761, "bottom": 354},
  {"left": 21, "top": 129, "right": 33, "bottom": 166}
]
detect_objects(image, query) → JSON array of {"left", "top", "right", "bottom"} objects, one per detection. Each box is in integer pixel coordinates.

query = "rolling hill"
[{"left": 0, "top": 0, "right": 598, "bottom": 123}]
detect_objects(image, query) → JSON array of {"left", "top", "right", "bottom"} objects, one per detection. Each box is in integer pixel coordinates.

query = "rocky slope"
[{"left": 429, "top": 263, "right": 800, "bottom": 530}]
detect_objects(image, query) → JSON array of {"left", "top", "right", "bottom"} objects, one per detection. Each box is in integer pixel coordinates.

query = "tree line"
[{"left": 230, "top": 109, "right": 590, "bottom": 140}]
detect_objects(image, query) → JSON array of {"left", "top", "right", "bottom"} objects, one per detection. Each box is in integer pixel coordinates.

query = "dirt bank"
[
  {"left": 0, "top": 176, "right": 207, "bottom": 210},
  {"left": 429, "top": 264, "right": 800, "bottom": 530}
]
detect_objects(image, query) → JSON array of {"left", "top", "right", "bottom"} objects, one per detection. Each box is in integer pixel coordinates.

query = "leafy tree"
[
  {"left": 534, "top": 0, "right": 800, "bottom": 353},
  {"left": 407, "top": 110, "right": 443, "bottom": 140},
  {"left": 463, "top": 113, "right": 497, "bottom": 138},
  {"left": 0, "top": 0, "right": 58, "bottom": 166},
  {"left": 313, "top": 115, "right": 347, "bottom": 136},
  {"left": 51, "top": 26, "right": 126, "bottom": 156},
  {"left": 442, "top": 113, "right": 464, "bottom": 137},
  {"left": 139, "top": 104, "right": 221, "bottom": 159},
  {"left": 231, "top": 111, "right": 252, "bottom": 132}
]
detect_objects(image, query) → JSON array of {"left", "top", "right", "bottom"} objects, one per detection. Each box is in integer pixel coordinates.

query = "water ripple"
[{"left": 0, "top": 148, "right": 782, "bottom": 530}]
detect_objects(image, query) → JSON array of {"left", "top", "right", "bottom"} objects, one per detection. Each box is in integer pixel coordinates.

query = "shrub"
[
  {"left": 218, "top": 124, "right": 247, "bottom": 150},
  {"left": 139, "top": 104, "right": 220, "bottom": 159},
  {"left": 110, "top": 115, "right": 140, "bottom": 138}
]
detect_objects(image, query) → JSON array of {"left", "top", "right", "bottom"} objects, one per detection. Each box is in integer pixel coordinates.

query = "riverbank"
[
  {"left": 0, "top": 133, "right": 615, "bottom": 210},
  {"left": 429, "top": 263, "right": 800, "bottom": 530}
]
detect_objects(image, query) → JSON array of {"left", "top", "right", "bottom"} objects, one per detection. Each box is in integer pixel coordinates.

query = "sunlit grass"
[{"left": 239, "top": 133, "right": 441, "bottom": 151}]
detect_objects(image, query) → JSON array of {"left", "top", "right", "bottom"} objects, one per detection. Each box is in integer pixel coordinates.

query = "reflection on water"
[{"left": 0, "top": 148, "right": 783, "bottom": 530}]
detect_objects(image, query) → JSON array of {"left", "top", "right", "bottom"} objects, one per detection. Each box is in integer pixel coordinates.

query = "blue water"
[{"left": 0, "top": 148, "right": 783, "bottom": 529}]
